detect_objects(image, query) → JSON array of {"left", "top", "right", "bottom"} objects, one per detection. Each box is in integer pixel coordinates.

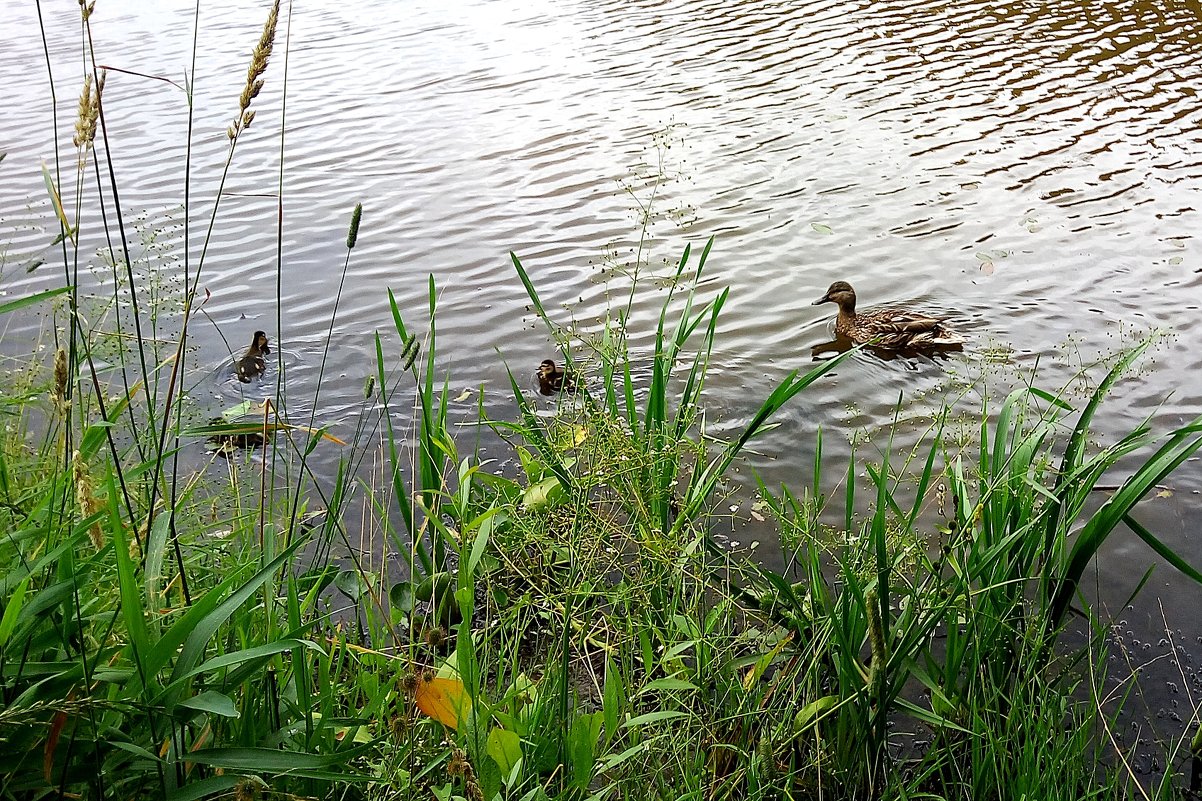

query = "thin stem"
[{"left": 84, "top": 16, "right": 158, "bottom": 455}]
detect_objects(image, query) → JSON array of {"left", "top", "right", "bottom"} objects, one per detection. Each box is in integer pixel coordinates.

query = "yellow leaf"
[
  {"left": 288, "top": 424, "right": 348, "bottom": 446},
  {"left": 1156, "top": 488, "right": 1173, "bottom": 499},
  {"left": 414, "top": 676, "right": 471, "bottom": 729},
  {"left": 743, "top": 632, "right": 793, "bottom": 690},
  {"left": 41, "top": 162, "right": 76, "bottom": 245}
]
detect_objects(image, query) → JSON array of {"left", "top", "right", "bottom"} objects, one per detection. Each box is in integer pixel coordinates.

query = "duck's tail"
[{"left": 924, "top": 325, "right": 966, "bottom": 347}]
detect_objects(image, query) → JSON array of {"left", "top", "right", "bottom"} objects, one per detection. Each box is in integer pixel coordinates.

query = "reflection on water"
[
  {"left": 3, "top": 0, "right": 1202, "bottom": 741},
  {"left": 809, "top": 334, "right": 963, "bottom": 367}
]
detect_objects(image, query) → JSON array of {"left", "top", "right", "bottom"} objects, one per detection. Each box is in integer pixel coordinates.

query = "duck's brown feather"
[{"left": 816, "top": 282, "right": 964, "bottom": 349}]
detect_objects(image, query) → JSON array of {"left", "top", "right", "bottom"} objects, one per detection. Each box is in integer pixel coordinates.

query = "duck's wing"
[
  {"left": 868, "top": 310, "right": 964, "bottom": 347},
  {"left": 874, "top": 310, "right": 946, "bottom": 334}
]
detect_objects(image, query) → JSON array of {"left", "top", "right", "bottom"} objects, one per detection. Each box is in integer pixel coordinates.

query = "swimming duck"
[
  {"left": 812, "top": 281, "right": 964, "bottom": 349},
  {"left": 536, "top": 359, "right": 576, "bottom": 395},
  {"left": 235, "top": 330, "right": 270, "bottom": 382}
]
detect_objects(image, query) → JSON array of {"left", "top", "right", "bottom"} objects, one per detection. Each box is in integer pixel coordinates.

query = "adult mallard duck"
[
  {"left": 536, "top": 359, "right": 576, "bottom": 395},
  {"left": 236, "top": 330, "right": 270, "bottom": 382},
  {"left": 812, "top": 281, "right": 964, "bottom": 349}
]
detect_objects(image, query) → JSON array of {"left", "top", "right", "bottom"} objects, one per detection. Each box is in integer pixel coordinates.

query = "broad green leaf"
[
  {"left": 166, "top": 777, "right": 245, "bottom": 801},
  {"left": 186, "top": 744, "right": 373, "bottom": 774},
  {"left": 570, "top": 712, "right": 603, "bottom": 787},
  {"left": 171, "top": 538, "right": 305, "bottom": 684},
  {"left": 177, "top": 690, "right": 239, "bottom": 718},
  {"left": 793, "top": 695, "right": 837, "bottom": 733},
  {"left": 522, "top": 476, "right": 563, "bottom": 510},
  {"left": 156, "top": 640, "right": 319, "bottom": 701},
  {"left": 602, "top": 658, "right": 624, "bottom": 743},
  {"left": 389, "top": 581, "right": 415, "bottom": 613},
  {"left": 334, "top": 569, "right": 369, "bottom": 601},
  {"left": 144, "top": 511, "right": 171, "bottom": 617},
  {"left": 487, "top": 727, "right": 522, "bottom": 775}
]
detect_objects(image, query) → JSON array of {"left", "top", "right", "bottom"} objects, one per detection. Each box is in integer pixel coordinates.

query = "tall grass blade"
[
  {"left": 1050, "top": 417, "right": 1202, "bottom": 625},
  {"left": 0, "top": 286, "right": 70, "bottom": 315},
  {"left": 1044, "top": 339, "right": 1154, "bottom": 552},
  {"left": 510, "top": 251, "right": 549, "bottom": 322},
  {"left": 681, "top": 349, "right": 855, "bottom": 526}
]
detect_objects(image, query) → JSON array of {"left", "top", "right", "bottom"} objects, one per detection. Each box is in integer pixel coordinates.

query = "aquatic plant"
[{"left": 2, "top": 3, "right": 1202, "bottom": 800}]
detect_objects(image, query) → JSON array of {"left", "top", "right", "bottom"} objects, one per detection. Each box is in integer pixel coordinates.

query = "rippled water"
[{"left": 4, "top": 0, "right": 1202, "bottom": 742}]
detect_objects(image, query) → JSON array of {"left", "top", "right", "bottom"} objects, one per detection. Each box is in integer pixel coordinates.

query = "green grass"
[{"left": 2, "top": 4, "right": 1202, "bottom": 800}]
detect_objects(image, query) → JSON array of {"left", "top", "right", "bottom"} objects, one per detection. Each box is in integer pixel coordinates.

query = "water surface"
[{"left": 3, "top": 0, "right": 1201, "bottom": 753}]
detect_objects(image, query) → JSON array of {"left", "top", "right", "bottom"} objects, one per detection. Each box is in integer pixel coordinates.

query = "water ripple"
[{"left": 2, "top": 0, "right": 1201, "bottom": 536}]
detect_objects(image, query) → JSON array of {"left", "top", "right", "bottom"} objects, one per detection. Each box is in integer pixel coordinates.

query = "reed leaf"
[
  {"left": 0, "top": 286, "right": 70, "bottom": 315},
  {"left": 679, "top": 349, "right": 855, "bottom": 528},
  {"left": 1049, "top": 417, "right": 1202, "bottom": 625}
]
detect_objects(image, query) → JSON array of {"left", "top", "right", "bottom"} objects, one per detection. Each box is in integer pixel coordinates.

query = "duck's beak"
[{"left": 812, "top": 293, "right": 831, "bottom": 305}]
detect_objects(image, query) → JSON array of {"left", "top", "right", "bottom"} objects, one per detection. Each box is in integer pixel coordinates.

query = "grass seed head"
[
  {"left": 72, "top": 75, "right": 98, "bottom": 149},
  {"left": 230, "top": 0, "right": 279, "bottom": 138},
  {"left": 865, "top": 587, "right": 886, "bottom": 698},
  {"left": 51, "top": 347, "right": 70, "bottom": 415},
  {"left": 346, "top": 203, "right": 362, "bottom": 249},
  {"left": 71, "top": 450, "right": 105, "bottom": 551},
  {"left": 423, "top": 626, "right": 448, "bottom": 650},
  {"left": 448, "top": 747, "right": 484, "bottom": 800},
  {"left": 447, "top": 748, "right": 468, "bottom": 777},
  {"left": 388, "top": 714, "right": 408, "bottom": 740}
]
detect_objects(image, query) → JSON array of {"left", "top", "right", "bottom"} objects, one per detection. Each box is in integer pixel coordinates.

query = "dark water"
[{"left": 3, "top": 0, "right": 1202, "bottom": 760}]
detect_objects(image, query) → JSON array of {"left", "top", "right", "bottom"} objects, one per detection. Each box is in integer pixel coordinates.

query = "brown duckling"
[
  {"left": 536, "top": 359, "right": 576, "bottom": 395},
  {"left": 236, "top": 330, "right": 270, "bottom": 383},
  {"left": 812, "top": 281, "right": 964, "bottom": 349}
]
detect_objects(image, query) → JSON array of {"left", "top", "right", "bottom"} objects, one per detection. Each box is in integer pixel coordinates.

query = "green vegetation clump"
[{"left": 2, "top": 4, "right": 1202, "bottom": 800}]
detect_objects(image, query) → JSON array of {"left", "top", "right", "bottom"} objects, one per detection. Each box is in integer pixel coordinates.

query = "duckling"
[
  {"left": 235, "top": 330, "right": 270, "bottom": 382},
  {"left": 536, "top": 359, "right": 576, "bottom": 395},
  {"left": 812, "top": 281, "right": 964, "bottom": 349}
]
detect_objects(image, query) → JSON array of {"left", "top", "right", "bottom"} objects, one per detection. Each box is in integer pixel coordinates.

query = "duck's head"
[
  {"left": 252, "top": 330, "right": 269, "bottom": 352},
  {"left": 538, "top": 359, "right": 558, "bottom": 377},
  {"left": 812, "top": 281, "right": 856, "bottom": 310}
]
